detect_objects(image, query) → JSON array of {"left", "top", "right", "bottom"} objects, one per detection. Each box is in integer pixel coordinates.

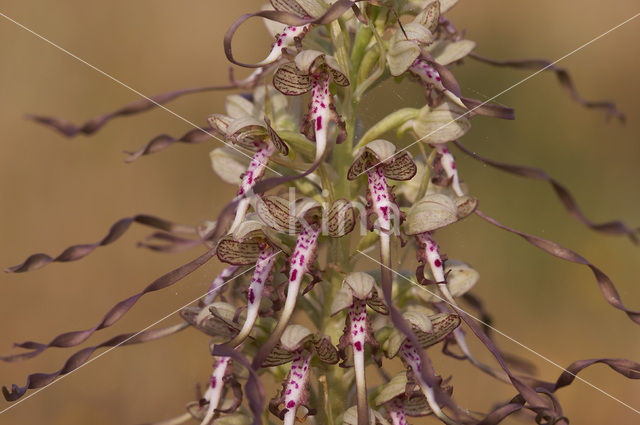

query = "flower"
[
  {"left": 273, "top": 50, "right": 349, "bottom": 160},
  {"left": 265, "top": 324, "right": 338, "bottom": 425},
  {"left": 348, "top": 139, "right": 417, "bottom": 234},
  {"left": 215, "top": 217, "right": 282, "bottom": 346},
  {"left": 332, "top": 272, "right": 388, "bottom": 424},
  {"left": 208, "top": 88, "right": 291, "bottom": 232}
]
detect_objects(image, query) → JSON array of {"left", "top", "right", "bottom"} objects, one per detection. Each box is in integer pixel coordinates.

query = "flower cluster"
[{"left": 3, "top": 1, "right": 639, "bottom": 425}]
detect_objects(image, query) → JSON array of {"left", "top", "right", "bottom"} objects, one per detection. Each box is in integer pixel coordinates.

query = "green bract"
[{"left": 404, "top": 193, "right": 478, "bottom": 235}]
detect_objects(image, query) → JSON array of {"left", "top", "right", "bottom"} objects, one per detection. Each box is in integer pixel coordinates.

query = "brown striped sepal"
[
  {"left": 348, "top": 139, "right": 417, "bottom": 181},
  {"left": 385, "top": 312, "right": 461, "bottom": 358}
]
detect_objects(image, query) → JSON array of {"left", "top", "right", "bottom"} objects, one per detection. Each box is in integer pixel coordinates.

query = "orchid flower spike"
[
  {"left": 208, "top": 112, "right": 289, "bottom": 232},
  {"left": 348, "top": 139, "right": 417, "bottom": 234},
  {"left": 215, "top": 217, "right": 283, "bottom": 346},
  {"left": 375, "top": 372, "right": 452, "bottom": 425},
  {"left": 331, "top": 272, "right": 389, "bottom": 425},
  {"left": 256, "top": 195, "right": 356, "bottom": 347},
  {"left": 265, "top": 324, "right": 338, "bottom": 425},
  {"left": 383, "top": 310, "right": 460, "bottom": 423},
  {"left": 273, "top": 50, "right": 349, "bottom": 161}
]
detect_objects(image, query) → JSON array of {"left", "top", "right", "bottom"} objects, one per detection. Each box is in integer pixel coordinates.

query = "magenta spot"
[
  {"left": 429, "top": 246, "right": 434, "bottom": 251},
  {"left": 299, "top": 255, "right": 305, "bottom": 265},
  {"left": 427, "top": 72, "right": 432, "bottom": 78},
  {"left": 287, "top": 401, "right": 296, "bottom": 409},
  {"left": 436, "top": 76, "right": 441, "bottom": 81},
  {"left": 277, "top": 39, "right": 282, "bottom": 46},
  {"left": 434, "top": 259, "right": 442, "bottom": 267},
  {"left": 316, "top": 116, "right": 322, "bottom": 130},
  {"left": 359, "top": 326, "right": 364, "bottom": 332},
  {"left": 286, "top": 389, "right": 292, "bottom": 395},
  {"left": 211, "top": 376, "right": 217, "bottom": 388},
  {"left": 238, "top": 187, "right": 245, "bottom": 195},
  {"left": 248, "top": 289, "right": 255, "bottom": 304},
  {"left": 441, "top": 148, "right": 449, "bottom": 153},
  {"left": 320, "top": 102, "right": 325, "bottom": 108},
  {"left": 380, "top": 206, "right": 389, "bottom": 219},
  {"left": 354, "top": 341, "right": 362, "bottom": 351},
  {"left": 290, "top": 269, "right": 298, "bottom": 281},
  {"left": 451, "top": 163, "right": 456, "bottom": 169}
]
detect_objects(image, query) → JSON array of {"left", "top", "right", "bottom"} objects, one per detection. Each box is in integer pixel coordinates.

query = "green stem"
[
  {"left": 354, "top": 108, "right": 419, "bottom": 149},
  {"left": 319, "top": 164, "right": 336, "bottom": 203},
  {"left": 416, "top": 147, "right": 438, "bottom": 201},
  {"left": 350, "top": 25, "right": 373, "bottom": 80}
]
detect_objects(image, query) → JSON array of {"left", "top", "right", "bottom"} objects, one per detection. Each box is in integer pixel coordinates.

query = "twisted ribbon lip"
[
  {"left": 354, "top": 11, "right": 640, "bottom": 179},
  {"left": 355, "top": 249, "right": 640, "bottom": 416},
  {"left": 0, "top": 11, "right": 284, "bottom": 177},
  {"left": 0, "top": 249, "right": 282, "bottom": 415}
]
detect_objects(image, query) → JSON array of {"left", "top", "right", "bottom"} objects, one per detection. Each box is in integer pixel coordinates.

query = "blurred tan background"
[{"left": 1, "top": 0, "right": 639, "bottom": 424}]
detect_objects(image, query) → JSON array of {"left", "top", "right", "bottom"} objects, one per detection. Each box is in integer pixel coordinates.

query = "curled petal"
[
  {"left": 459, "top": 97, "right": 515, "bottom": 120},
  {"left": 137, "top": 232, "right": 204, "bottom": 254},
  {"left": 124, "top": 126, "right": 215, "bottom": 162},
  {"left": 552, "top": 358, "right": 640, "bottom": 390},
  {"left": 476, "top": 210, "right": 640, "bottom": 326},
  {"left": 2, "top": 322, "right": 187, "bottom": 401},
  {"left": 454, "top": 141, "right": 640, "bottom": 242},
  {"left": 27, "top": 85, "right": 239, "bottom": 138},
  {"left": 3, "top": 248, "right": 219, "bottom": 361},
  {"left": 469, "top": 53, "right": 625, "bottom": 121},
  {"left": 5, "top": 215, "right": 196, "bottom": 273}
]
